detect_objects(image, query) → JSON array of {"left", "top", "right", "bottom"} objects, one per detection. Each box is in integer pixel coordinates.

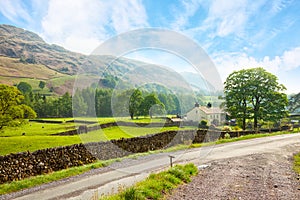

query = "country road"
[{"left": 3, "top": 133, "right": 300, "bottom": 200}]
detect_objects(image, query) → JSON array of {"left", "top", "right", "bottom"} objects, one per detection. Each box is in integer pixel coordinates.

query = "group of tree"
[
  {"left": 223, "top": 67, "right": 288, "bottom": 131},
  {"left": 73, "top": 87, "right": 189, "bottom": 119}
]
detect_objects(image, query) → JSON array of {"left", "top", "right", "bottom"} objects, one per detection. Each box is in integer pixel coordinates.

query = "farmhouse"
[{"left": 186, "top": 103, "right": 226, "bottom": 125}]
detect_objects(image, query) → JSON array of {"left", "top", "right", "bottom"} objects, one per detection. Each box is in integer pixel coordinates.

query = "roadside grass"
[
  {"left": 0, "top": 130, "right": 298, "bottom": 195},
  {"left": 293, "top": 152, "right": 300, "bottom": 176},
  {"left": 0, "top": 159, "right": 116, "bottom": 195},
  {"left": 100, "top": 163, "right": 198, "bottom": 200}
]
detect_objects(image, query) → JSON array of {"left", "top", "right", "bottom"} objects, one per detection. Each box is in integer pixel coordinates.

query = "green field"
[{"left": 0, "top": 117, "right": 189, "bottom": 155}]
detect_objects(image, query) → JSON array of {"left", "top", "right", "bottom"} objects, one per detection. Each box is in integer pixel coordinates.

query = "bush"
[
  {"left": 222, "top": 126, "right": 231, "bottom": 132},
  {"left": 199, "top": 120, "right": 208, "bottom": 129},
  {"left": 232, "top": 126, "right": 242, "bottom": 131},
  {"left": 224, "top": 133, "right": 231, "bottom": 139}
]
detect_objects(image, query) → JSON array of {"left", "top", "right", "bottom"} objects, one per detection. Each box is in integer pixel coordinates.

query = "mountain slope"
[{"left": 0, "top": 24, "right": 216, "bottom": 95}]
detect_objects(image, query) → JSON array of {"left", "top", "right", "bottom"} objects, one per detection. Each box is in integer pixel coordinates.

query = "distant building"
[{"left": 186, "top": 103, "right": 226, "bottom": 125}]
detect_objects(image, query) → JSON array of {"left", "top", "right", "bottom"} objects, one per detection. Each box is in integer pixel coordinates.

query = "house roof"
[{"left": 197, "top": 106, "right": 224, "bottom": 114}]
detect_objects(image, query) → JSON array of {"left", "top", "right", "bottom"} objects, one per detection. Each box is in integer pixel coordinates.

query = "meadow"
[{"left": 0, "top": 117, "right": 191, "bottom": 155}]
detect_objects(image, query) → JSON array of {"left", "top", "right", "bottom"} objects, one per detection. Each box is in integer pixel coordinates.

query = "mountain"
[{"left": 0, "top": 24, "right": 217, "bottom": 95}]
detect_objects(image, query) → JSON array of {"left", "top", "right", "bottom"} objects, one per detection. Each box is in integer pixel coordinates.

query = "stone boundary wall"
[
  {"left": 0, "top": 129, "right": 257, "bottom": 184},
  {"left": 0, "top": 144, "right": 96, "bottom": 184},
  {"left": 55, "top": 121, "right": 181, "bottom": 135}
]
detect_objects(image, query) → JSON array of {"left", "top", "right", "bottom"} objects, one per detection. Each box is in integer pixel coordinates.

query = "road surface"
[{"left": 3, "top": 133, "right": 300, "bottom": 200}]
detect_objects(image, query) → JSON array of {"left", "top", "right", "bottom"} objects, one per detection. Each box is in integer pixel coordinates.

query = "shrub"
[
  {"left": 199, "top": 120, "right": 208, "bottom": 129},
  {"left": 233, "top": 126, "right": 242, "bottom": 131},
  {"left": 224, "top": 133, "right": 231, "bottom": 139}
]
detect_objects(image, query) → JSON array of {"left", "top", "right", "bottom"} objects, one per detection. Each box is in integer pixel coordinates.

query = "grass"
[
  {"left": 100, "top": 163, "right": 198, "bottom": 200},
  {"left": 0, "top": 135, "right": 81, "bottom": 155},
  {"left": 0, "top": 119, "right": 190, "bottom": 155},
  {"left": 293, "top": 152, "right": 300, "bottom": 176},
  {"left": 0, "top": 121, "right": 77, "bottom": 136},
  {"left": 80, "top": 126, "right": 192, "bottom": 143}
]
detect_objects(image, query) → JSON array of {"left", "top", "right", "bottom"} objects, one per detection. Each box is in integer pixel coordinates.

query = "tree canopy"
[
  {"left": 224, "top": 68, "right": 288, "bottom": 131},
  {"left": 0, "top": 84, "right": 36, "bottom": 130},
  {"left": 129, "top": 89, "right": 143, "bottom": 119},
  {"left": 17, "top": 82, "right": 32, "bottom": 94}
]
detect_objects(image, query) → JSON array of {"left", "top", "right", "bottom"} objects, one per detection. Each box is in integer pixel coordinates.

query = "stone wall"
[
  {"left": 0, "top": 129, "right": 258, "bottom": 184},
  {"left": 0, "top": 144, "right": 96, "bottom": 184}
]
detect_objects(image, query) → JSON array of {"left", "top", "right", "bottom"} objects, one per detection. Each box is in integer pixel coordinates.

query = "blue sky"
[{"left": 0, "top": 0, "right": 299, "bottom": 94}]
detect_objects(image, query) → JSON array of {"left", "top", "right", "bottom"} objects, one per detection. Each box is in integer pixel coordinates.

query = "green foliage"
[
  {"left": 129, "top": 89, "right": 143, "bottom": 119},
  {"left": 224, "top": 133, "right": 231, "bottom": 139},
  {"left": 199, "top": 119, "right": 208, "bottom": 128},
  {"left": 139, "top": 93, "right": 165, "bottom": 118},
  {"left": 293, "top": 152, "right": 300, "bottom": 176},
  {"left": 0, "top": 84, "right": 36, "bottom": 130},
  {"left": 17, "top": 81, "right": 32, "bottom": 94},
  {"left": 101, "top": 163, "right": 198, "bottom": 200},
  {"left": 224, "top": 68, "right": 288, "bottom": 131},
  {"left": 38, "top": 81, "right": 46, "bottom": 90},
  {"left": 222, "top": 126, "right": 231, "bottom": 132},
  {"left": 100, "top": 73, "right": 118, "bottom": 88}
]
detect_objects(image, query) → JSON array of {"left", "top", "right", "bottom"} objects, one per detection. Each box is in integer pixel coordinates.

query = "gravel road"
[{"left": 168, "top": 143, "right": 300, "bottom": 200}]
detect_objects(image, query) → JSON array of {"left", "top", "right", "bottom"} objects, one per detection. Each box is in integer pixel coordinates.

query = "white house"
[{"left": 186, "top": 103, "right": 226, "bottom": 125}]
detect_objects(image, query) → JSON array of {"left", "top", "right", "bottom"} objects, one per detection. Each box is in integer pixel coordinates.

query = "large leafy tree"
[
  {"left": 139, "top": 93, "right": 165, "bottom": 118},
  {"left": 224, "top": 68, "right": 288, "bottom": 131},
  {"left": 129, "top": 89, "right": 143, "bottom": 119},
  {"left": 0, "top": 84, "right": 36, "bottom": 130}
]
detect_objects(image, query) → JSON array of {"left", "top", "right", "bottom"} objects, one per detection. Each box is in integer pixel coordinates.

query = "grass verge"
[
  {"left": 100, "top": 163, "right": 198, "bottom": 200},
  {"left": 293, "top": 152, "right": 300, "bottom": 176}
]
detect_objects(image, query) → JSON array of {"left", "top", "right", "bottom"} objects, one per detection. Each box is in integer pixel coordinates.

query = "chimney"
[
  {"left": 207, "top": 102, "right": 212, "bottom": 108},
  {"left": 195, "top": 102, "right": 199, "bottom": 107}
]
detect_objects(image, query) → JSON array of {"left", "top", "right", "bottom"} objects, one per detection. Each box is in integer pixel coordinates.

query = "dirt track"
[{"left": 169, "top": 145, "right": 300, "bottom": 200}]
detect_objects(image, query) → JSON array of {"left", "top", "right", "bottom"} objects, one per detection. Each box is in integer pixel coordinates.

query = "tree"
[
  {"left": 139, "top": 93, "right": 165, "bottom": 118},
  {"left": 224, "top": 68, "right": 288, "bottom": 131},
  {"left": 289, "top": 93, "right": 300, "bottom": 112},
  {"left": 38, "top": 81, "right": 46, "bottom": 90},
  {"left": 0, "top": 84, "right": 36, "bottom": 130},
  {"left": 224, "top": 69, "right": 252, "bottom": 130},
  {"left": 129, "top": 89, "right": 143, "bottom": 119},
  {"left": 17, "top": 82, "right": 32, "bottom": 94}
]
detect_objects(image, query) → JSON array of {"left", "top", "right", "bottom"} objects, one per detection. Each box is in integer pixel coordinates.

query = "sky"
[{"left": 0, "top": 0, "right": 299, "bottom": 94}]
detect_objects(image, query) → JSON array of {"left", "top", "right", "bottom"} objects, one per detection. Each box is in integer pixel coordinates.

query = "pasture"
[{"left": 0, "top": 117, "right": 190, "bottom": 155}]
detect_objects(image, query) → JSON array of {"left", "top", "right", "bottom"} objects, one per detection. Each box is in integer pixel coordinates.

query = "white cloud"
[
  {"left": 0, "top": 0, "right": 32, "bottom": 24},
  {"left": 41, "top": 0, "right": 148, "bottom": 54},
  {"left": 171, "top": 0, "right": 202, "bottom": 31},
  {"left": 212, "top": 46, "right": 300, "bottom": 93},
  {"left": 111, "top": 0, "right": 148, "bottom": 33}
]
